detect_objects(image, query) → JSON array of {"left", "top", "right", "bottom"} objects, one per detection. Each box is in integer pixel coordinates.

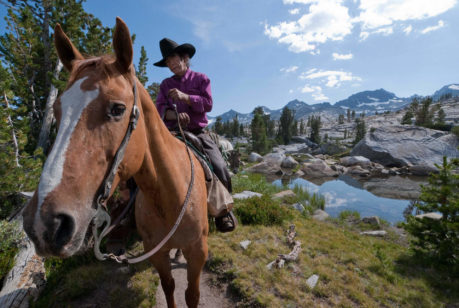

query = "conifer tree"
[
  {"left": 278, "top": 107, "right": 294, "bottom": 144},
  {"left": 354, "top": 118, "right": 366, "bottom": 144},
  {"left": 251, "top": 107, "right": 269, "bottom": 154},
  {"left": 136, "top": 46, "right": 149, "bottom": 86},
  {"left": 309, "top": 115, "right": 321, "bottom": 144}
]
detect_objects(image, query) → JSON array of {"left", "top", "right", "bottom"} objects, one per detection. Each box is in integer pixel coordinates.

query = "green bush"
[
  {"left": 234, "top": 195, "right": 293, "bottom": 226},
  {"left": 232, "top": 173, "right": 280, "bottom": 195},
  {"left": 403, "top": 157, "right": 458, "bottom": 269},
  {"left": 0, "top": 220, "right": 24, "bottom": 282}
]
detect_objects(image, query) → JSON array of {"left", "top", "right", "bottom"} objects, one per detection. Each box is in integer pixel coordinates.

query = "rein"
[{"left": 92, "top": 80, "right": 195, "bottom": 264}]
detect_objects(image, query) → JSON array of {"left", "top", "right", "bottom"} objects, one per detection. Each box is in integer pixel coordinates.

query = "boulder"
[
  {"left": 351, "top": 125, "right": 459, "bottom": 167},
  {"left": 291, "top": 136, "right": 319, "bottom": 149},
  {"left": 245, "top": 161, "right": 282, "bottom": 175},
  {"left": 281, "top": 156, "right": 299, "bottom": 169},
  {"left": 362, "top": 176, "right": 425, "bottom": 199},
  {"left": 409, "top": 164, "right": 439, "bottom": 176},
  {"left": 233, "top": 191, "right": 263, "bottom": 200},
  {"left": 361, "top": 216, "right": 381, "bottom": 227},
  {"left": 346, "top": 165, "right": 371, "bottom": 177},
  {"left": 290, "top": 203, "right": 305, "bottom": 213},
  {"left": 272, "top": 190, "right": 296, "bottom": 199},
  {"left": 301, "top": 159, "right": 339, "bottom": 178},
  {"left": 263, "top": 153, "right": 286, "bottom": 165},
  {"left": 248, "top": 152, "right": 263, "bottom": 163},
  {"left": 340, "top": 156, "right": 371, "bottom": 167},
  {"left": 312, "top": 209, "right": 329, "bottom": 221},
  {"left": 306, "top": 274, "right": 319, "bottom": 289}
]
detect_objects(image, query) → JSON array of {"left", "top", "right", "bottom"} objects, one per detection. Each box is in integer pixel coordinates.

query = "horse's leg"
[
  {"left": 182, "top": 238, "right": 208, "bottom": 308},
  {"left": 150, "top": 250, "right": 176, "bottom": 308}
]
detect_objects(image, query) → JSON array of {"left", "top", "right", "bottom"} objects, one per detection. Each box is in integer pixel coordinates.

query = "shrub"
[
  {"left": 0, "top": 220, "right": 23, "bottom": 282},
  {"left": 452, "top": 126, "right": 459, "bottom": 139},
  {"left": 234, "top": 195, "right": 293, "bottom": 226},
  {"left": 403, "top": 157, "right": 458, "bottom": 269}
]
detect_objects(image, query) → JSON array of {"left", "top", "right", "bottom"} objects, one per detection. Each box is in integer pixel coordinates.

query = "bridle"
[{"left": 91, "top": 78, "right": 195, "bottom": 264}]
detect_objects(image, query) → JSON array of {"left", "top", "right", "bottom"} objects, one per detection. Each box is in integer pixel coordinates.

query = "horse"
[{"left": 22, "top": 17, "right": 209, "bottom": 308}]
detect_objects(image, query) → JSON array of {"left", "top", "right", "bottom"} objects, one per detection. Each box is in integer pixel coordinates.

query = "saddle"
[{"left": 173, "top": 131, "right": 233, "bottom": 218}]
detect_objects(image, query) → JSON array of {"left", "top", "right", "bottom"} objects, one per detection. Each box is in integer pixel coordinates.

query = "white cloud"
[
  {"left": 280, "top": 65, "right": 299, "bottom": 73},
  {"left": 300, "top": 70, "right": 362, "bottom": 87},
  {"left": 332, "top": 52, "right": 353, "bottom": 60},
  {"left": 300, "top": 84, "right": 327, "bottom": 101},
  {"left": 373, "top": 27, "right": 393, "bottom": 36},
  {"left": 357, "top": 0, "right": 456, "bottom": 30},
  {"left": 264, "top": 0, "right": 353, "bottom": 53},
  {"left": 403, "top": 25, "right": 413, "bottom": 35},
  {"left": 421, "top": 20, "right": 445, "bottom": 34},
  {"left": 301, "top": 85, "right": 321, "bottom": 93},
  {"left": 289, "top": 8, "right": 300, "bottom": 15}
]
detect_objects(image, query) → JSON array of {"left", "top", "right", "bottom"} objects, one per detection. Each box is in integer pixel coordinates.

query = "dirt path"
[{"left": 154, "top": 249, "right": 235, "bottom": 308}]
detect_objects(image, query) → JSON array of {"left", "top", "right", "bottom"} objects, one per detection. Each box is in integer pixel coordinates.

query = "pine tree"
[
  {"left": 351, "top": 110, "right": 355, "bottom": 120},
  {"left": 214, "top": 116, "right": 223, "bottom": 135},
  {"left": 346, "top": 109, "right": 351, "bottom": 122},
  {"left": 309, "top": 115, "right": 321, "bottom": 144},
  {"left": 251, "top": 107, "right": 269, "bottom": 154},
  {"left": 299, "top": 119, "right": 305, "bottom": 135},
  {"left": 354, "top": 118, "right": 366, "bottom": 144},
  {"left": 403, "top": 157, "right": 459, "bottom": 269},
  {"left": 436, "top": 108, "right": 446, "bottom": 125},
  {"left": 147, "top": 82, "right": 160, "bottom": 102},
  {"left": 338, "top": 114, "right": 345, "bottom": 124},
  {"left": 415, "top": 97, "right": 434, "bottom": 127},
  {"left": 344, "top": 128, "right": 347, "bottom": 139},
  {"left": 401, "top": 110, "right": 414, "bottom": 125},
  {"left": 136, "top": 46, "right": 149, "bottom": 86},
  {"left": 278, "top": 107, "right": 294, "bottom": 144}
]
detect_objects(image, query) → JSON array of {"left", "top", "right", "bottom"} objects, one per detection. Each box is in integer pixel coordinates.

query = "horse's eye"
[{"left": 108, "top": 103, "right": 126, "bottom": 119}]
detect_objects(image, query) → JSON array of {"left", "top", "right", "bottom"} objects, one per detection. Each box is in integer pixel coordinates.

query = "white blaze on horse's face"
[{"left": 35, "top": 77, "right": 99, "bottom": 225}]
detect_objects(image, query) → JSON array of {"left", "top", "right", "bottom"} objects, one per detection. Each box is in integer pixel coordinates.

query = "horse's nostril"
[{"left": 53, "top": 214, "right": 75, "bottom": 248}]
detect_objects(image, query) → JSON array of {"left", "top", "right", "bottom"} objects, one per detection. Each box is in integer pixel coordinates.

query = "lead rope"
[{"left": 93, "top": 93, "right": 195, "bottom": 264}]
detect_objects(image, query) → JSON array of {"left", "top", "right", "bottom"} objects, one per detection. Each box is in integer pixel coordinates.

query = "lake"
[{"left": 272, "top": 175, "right": 427, "bottom": 224}]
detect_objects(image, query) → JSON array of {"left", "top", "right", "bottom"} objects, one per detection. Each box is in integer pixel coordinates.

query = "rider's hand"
[
  {"left": 178, "top": 112, "right": 190, "bottom": 128},
  {"left": 164, "top": 109, "right": 177, "bottom": 121},
  {"left": 168, "top": 88, "right": 190, "bottom": 105}
]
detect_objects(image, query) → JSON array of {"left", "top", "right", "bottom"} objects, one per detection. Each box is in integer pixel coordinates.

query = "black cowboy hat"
[{"left": 153, "top": 38, "right": 196, "bottom": 67}]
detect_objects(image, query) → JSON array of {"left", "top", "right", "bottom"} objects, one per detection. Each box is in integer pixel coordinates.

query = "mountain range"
[{"left": 209, "top": 84, "right": 459, "bottom": 125}]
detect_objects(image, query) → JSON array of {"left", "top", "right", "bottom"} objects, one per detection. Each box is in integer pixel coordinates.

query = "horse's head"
[{"left": 23, "top": 18, "right": 145, "bottom": 257}]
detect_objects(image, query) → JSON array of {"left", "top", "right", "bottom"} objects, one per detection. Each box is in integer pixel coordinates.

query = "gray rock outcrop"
[
  {"left": 351, "top": 125, "right": 459, "bottom": 167},
  {"left": 301, "top": 159, "right": 339, "bottom": 178},
  {"left": 281, "top": 156, "right": 299, "bottom": 169},
  {"left": 248, "top": 152, "right": 263, "bottom": 163}
]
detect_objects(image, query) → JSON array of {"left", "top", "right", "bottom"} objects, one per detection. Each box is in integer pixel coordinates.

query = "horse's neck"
[{"left": 134, "top": 85, "right": 191, "bottom": 212}]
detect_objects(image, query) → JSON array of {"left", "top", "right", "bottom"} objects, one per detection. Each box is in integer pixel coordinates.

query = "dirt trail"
[{"left": 154, "top": 249, "right": 235, "bottom": 308}]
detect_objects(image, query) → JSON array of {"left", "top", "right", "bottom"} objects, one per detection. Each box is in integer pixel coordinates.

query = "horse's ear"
[
  {"left": 54, "top": 24, "right": 84, "bottom": 71},
  {"left": 113, "top": 17, "right": 133, "bottom": 73}
]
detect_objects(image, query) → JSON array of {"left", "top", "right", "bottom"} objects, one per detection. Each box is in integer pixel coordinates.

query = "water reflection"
[{"left": 272, "top": 176, "right": 417, "bottom": 224}]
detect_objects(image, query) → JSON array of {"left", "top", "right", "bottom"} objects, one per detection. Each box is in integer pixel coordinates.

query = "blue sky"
[{"left": 2, "top": 0, "right": 459, "bottom": 116}]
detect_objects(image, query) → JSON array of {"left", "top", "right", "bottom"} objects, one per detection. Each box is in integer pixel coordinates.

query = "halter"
[{"left": 92, "top": 79, "right": 195, "bottom": 264}]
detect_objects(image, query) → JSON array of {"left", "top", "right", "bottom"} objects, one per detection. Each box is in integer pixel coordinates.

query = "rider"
[{"left": 154, "top": 38, "right": 236, "bottom": 233}]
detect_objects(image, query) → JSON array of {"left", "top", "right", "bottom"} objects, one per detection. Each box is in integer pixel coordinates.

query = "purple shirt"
[{"left": 156, "top": 69, "right": 213, "bottom": 131}]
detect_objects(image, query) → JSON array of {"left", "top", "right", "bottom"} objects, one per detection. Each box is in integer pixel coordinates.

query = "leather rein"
[{"left": 92, "top": 79, "right": 195, "bottom": 264}]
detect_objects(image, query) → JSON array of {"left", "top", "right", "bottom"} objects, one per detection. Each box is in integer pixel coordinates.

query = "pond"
[{"left": 272, "top": 175, "right": 427, "bottom": 224}]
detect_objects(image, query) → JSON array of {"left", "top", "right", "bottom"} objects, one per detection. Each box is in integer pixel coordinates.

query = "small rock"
[
  {"left": 290, "top": 203, "right": 305, "bottom": 213},
  {"left": 239, "top": 240, "right": 251, "bottom": 250},
  {"left": 272, "top": 190, "right": 296, "bottom": 199},
  {"left": 361, "top": 216, "right": 381, "bottom": 227},
  {"left": 360, "top": 230, "right": 387, "bottom": 237},
  {"left": 306, "top": 274, "right": 319, "bottom": 289},
  {"left": 232, "top": 191, "right": 263, "bottom": 200},
  {"left": 415, "top": 212, "right": 442, "bottom": 220},
  {"left": 340, "top": 156, "right": 371, "bottom": 167},
  {"left": 312, "top": 209, "right": 329, "bottom": 221}
]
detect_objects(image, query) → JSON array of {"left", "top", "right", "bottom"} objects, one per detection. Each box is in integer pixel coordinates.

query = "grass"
[
  {"left": 207, "top": 216, "right": 459, "bottom": 307},
  {"left": 0, "top": 220, "right": 23, "bottom": 284},
  {"left": 32, "top": 242, "right": 159, "bottom": 308}
]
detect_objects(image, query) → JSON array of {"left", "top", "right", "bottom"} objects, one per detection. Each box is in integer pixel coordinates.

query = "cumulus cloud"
[
  {"left": 357, "top": 0, "right": 456, "bottom": 30},
  {"left": 421, "top": 20, "right": 445, "bottom": 34},
  {"left": 280, "top": 65, "right": 299, "bottom": 73},
  {"left": 332, "top": 52, "right": 353, "bottom": 60},
  {"left": 265, "top": 0, "right": 456, "bottom": 52},
  {"left": 264, "top": 0, "right": 353, "bottom": 53},
  {"left": 300, "top": 69, "right": 362, "bottom": 88},
  {"left": 300, "top": 84, "right": 327, "bottom": 101}
]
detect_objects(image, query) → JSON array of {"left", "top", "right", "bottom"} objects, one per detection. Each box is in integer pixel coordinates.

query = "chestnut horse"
[{"left": 22, "top": 18, "right": 208, "bottom": 308}]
